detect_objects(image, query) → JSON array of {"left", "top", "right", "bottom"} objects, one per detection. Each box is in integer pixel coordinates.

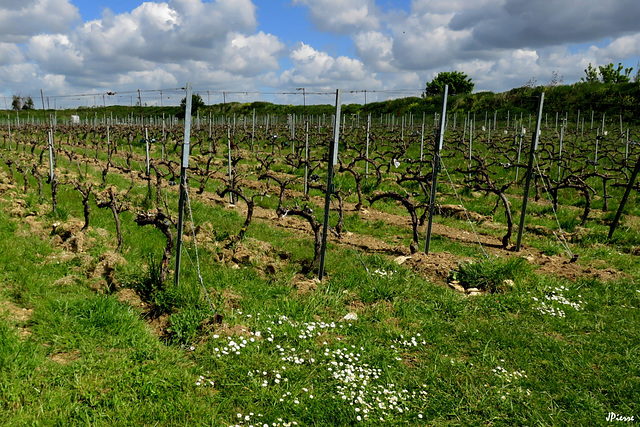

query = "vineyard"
[{"left": 0, "top": 90, "right": 639, "bottom": 425}]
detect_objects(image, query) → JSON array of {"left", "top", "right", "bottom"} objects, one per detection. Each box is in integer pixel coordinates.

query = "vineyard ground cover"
[
  {"left": 2, "top": 120, "right": 639, "bottom": 278},
  {"left": 0, "top": 120, "right": 639, "bottom": 425}
]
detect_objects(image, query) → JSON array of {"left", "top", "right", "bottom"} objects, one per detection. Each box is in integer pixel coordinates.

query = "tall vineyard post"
[
  {"left": 608, "top": 154, "right": 640, "bottom": 240},
  {"left": 558, "top": 119, "right": 565, "bottom": 180},
  {"left": 365, "top": 113, "right": 371, "bottom": 179},
  {"left": 515, "top": 126, "right": 525, "bottom": 182},
  {"left": 515, "top": 92, "right": 545, "bottom": 252},
  {"left": 251, "top": 109, "right": 256, "bottom": 152},
  {"left": 318, "top": 89, "right": 342, "bottom": 281},
  {"left": 304, "top": 120, "right": 310, "bottom": 197},
  {"left": 425, "top": 85, "right": 448, "bottom": 255},
  {"left": 145, "top": 127, "right": 151, "bottom": 194},
  {"left": 48, "top": 130, "right": 55, "bottom": 183},
  {"left": 174, "top": 83, "right": 193, "bottom": 288},
  {"left": 419, "top": 117, "right": 425, "bottom": 176},
  {"left": 227, "top": 127, "right": 233, "bottom": 204}
]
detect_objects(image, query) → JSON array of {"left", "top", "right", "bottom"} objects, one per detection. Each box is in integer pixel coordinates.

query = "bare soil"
[{"left": 196, "top": 189, "right": 623, "bottom": 286}]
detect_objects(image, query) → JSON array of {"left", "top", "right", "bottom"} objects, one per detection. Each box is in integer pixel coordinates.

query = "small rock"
[
  {"left": 393, "top": 255, "right": 412, "bottom": 265},
  {"left": 342, "top": 312, "right": 358, "bottom": 321},
  {"left": 448, "top": 281, "right": 466, "bottom": 293},
  {"left": 503, "top": 279, "right": 515, "bottom": 288}
]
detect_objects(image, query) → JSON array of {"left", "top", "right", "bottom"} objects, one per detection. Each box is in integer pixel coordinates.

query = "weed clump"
[
  {"left": 450, "top": 257, "right": 530, "bottom": 293},
  {"left": 123, "top": 255, "right": 215, "bottom": 345}
]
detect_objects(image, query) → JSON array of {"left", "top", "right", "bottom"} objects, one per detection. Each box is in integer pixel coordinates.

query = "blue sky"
[
  {"left": 1, "top": 0, "right": 639, "bottom": 107},
  {"left": 74, "top": 0, "right": 132, "bottom": 20}
]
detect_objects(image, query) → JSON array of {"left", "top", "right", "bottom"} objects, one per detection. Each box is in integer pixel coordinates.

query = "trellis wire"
[
  {"left": 440, "top": 159, "right": 489, "bottom": 259},
  {"left": 533, "top": 154, "right": 574, "bottom": 259},
  {"left": 326, "top": 196, "right": 375, "bottom": 282},
  {"left": 184, "top": 186, "right": 217, "bottom": 315}
]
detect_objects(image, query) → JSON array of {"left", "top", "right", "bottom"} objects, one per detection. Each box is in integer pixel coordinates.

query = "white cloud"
[
  {"left": 1, "top": 0, "right": 640, "bottom": 102},
  {"left": 353, "top": 31, "right": 395, "bottom": 72},
  {"left": 0, "top": 63, "right": 39, "bottom": 86},
  {"left": 280, "top": 42, "right": 380, "bottom": 89},
  {"left": 449, "top": 0, "right": 640, "bottom": 49},
  {"left": 0, "top": 0, "right": 287, "bottom": 97},
  {"left": 0, "top": 43, "right": 24, "bottom": 65},
  {"left": 391, "top": 20, "right": 472, "bottom": 70},
  {"left": 598, "top": 34, "right": 640, "bottom": 62},
  {"left": 293, "top": 0, "right": 380, "bottom": 33},
  {"left": 223, "top": 32, "right": 285, "bottom": 76},
  {"left": 26, "top": 34, "right": 83, "bottom": 74},
  {"left": 0, "top": 0, "right": 79, "bottom": 43}
]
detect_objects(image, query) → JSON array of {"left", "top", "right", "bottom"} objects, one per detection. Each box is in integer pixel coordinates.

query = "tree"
[
  {"left": 11, "top": 94, "right": 35, "bottom": 111},
  {"left": 425, "top": 71, "right": 474, "bottom": 96},
  {"left": 22, "top": 96, "right": 34, "bottom": 110},
  {"left": 178, "top": 93, "right": 205, "bottom": 118},
  {"left": 581, "top": 62, "right": 634, "bottom": 83},
  {"left": 599, "top": 62, "right": 633, "bottom": 83},
  {"left": 11, "top": 95, "right": 22, "bottom": 111},
  {"left": 582, "top": 64, "right": 599, "bottom": 83}
]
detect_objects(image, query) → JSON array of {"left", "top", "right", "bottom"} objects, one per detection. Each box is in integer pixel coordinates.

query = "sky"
[{"left": 1, "top": 0, "right": 640, "bottom": 108}]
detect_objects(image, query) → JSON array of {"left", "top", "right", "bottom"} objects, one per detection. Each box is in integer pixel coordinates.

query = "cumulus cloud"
[
  {"left": 292, "top": 0, "right": 380, "bottom": 33},
  {"left": 0, "top": 42, "right": 24, "bottom": 66},
  {"left": 1, "top": 0, "right": 287, "bottom": 96},
  {"left": 73, "top": 0, "right": 258, "bottom": 67},
  {"left": 450, "top": 0, "right": 640, "bottom": 50},
  {"left": 280, "top": 42, "right": 380, "bottom": 89},
  {"left": 352, "top": 0, "right": 640, "bottom": 91},
  {"left": 0, "top": 0, "right": 79, "bottom": 43},
  {"left": 353, "top": 31, "right": 395, "bottom": 72},
  {"left": 26, "top": 34, "right": 83, "bottom": 75},
  {"left": 223, "top": 32, "right": 285, "bottom": 76}
]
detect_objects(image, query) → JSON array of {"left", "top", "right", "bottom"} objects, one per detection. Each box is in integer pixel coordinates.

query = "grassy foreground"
[{"left": 0, "top": 178, "right": 639, "bottom": 426}]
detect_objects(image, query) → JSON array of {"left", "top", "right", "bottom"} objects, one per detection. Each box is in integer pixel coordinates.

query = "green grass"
[{"left": 2, "top": 202, "right": 638, "bottom": 425}]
